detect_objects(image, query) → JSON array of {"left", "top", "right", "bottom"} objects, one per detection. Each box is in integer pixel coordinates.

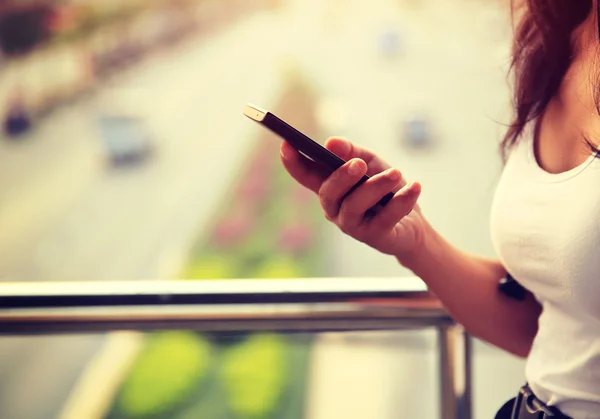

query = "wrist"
[{"left": 395, "top": 220, "right": 442, "bottom": 274}]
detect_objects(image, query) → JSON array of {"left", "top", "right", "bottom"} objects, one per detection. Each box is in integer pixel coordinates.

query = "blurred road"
[
  {"left": 0, "top": 9, "right": 295, "bottom": 419},
  {"left": 0, "top": 0, "right": 521, "bottom": 418},
  {"left": 0, "top": 10, "right": 294, "bottom": 282}
]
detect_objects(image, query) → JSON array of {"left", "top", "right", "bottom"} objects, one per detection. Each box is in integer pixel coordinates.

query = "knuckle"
[
  {"left": 319, "top": 195, "right": 342, "bottom": 219},
  {"left": 370, "top": 216, "right": 392, "bottom": 231},
  {"left": 354, "top": 230, "right": 371, "bottom": 245},
  {"left": 339, "top": 205, "right": 361, "bottom": 223},
  {"left": 336, "top": 217, "right": 354, "bottom": 235},
  {"left": 319, "top": 192, "right": 334, "bottom": 211},
  {"left": 338, "top": 222, "right": 353, "bottom": 236},
  {"left": 356, "top": 234, "right": 372, "bottom": 246},
  {"left": 317, "top": 184, "right": 329, "bottom": 203},
  {"left": 337, "top": 210, "right": 365, "bottom": 236}
]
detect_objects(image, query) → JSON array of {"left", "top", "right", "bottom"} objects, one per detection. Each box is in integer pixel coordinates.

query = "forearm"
[{"left": 399, "top": 223, "right": 541, "bottom": 358}]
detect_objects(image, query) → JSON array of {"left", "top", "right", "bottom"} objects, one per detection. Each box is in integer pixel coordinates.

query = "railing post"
[{"left": 439, "top": 324, "right": 472, "bottom": 419}]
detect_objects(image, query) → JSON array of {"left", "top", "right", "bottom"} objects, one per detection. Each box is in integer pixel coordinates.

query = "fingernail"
[
  {"left": 408, "top": 181, "right": 420, "bottom": 194},
  {"left": 280, "top": 144, "right": 290, "bottom": 160},
  {"left": 387, "top": 169, "right": 401, "bottom": 181},
  {"left": 348, "top": 160, "right": 362, "bottom": 175}
]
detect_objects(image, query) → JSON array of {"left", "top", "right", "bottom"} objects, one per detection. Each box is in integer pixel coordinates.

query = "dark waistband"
[{"left": 512, "top": 385, "right": 572, "bottom": 419}]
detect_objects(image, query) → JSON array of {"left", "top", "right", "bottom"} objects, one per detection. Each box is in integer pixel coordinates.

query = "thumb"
[
  {"left": 325, "top": 137, "right": 392, "bottom": 176},
  {"left": 324, "top": 137, "right": 353, "bottom": 158}
]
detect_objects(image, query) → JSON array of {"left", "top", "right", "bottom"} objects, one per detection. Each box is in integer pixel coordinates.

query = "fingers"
[
  {"left": 281, "top": 136, "right": 421, "bottom": 251},
  {"left": 280, "top": 142, "right": 331, "bottom": 194},
  {"left": 337, "top": 168, "right": 403, "bottom": 231},
  {"left": 369, "top": 182, "right": 421, "bottom": 231},
  {"left": 325, "top": 137, "right": 394, "bottom": 177},
  {"left": 281, "top": 137, "right": 399, "bottom": 196},
  {"left": 318, "top": 158, "right": 368, "bottom": 219}
]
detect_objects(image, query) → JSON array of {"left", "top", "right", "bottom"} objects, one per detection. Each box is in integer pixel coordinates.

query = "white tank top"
[{"left": 490, "top": 121, "right": 600, "bottom": 417}]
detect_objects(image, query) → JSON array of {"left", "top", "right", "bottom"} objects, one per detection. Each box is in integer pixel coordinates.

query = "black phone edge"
[
  {"left": 253, "top": 108, "right": 394, "bottom": 208},
  {"left": 262, "top": 111, "right": 345, "bottom": 173}
]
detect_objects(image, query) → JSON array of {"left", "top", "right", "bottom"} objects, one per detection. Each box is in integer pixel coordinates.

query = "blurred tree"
[{"left": 0, "top": 3, "right": 53, "bottom": 56}]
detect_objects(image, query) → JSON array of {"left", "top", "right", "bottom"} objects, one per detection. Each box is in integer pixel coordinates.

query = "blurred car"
[
  {"left": 377, "top": 27, "right": 404, "bottom": 58},
  {"left": 402, "top": 116, "right": 433, "bottom": 150},
  {"left": 3, "top": 105, "right": 32, "bottom": 138},
  {"left": 97, "top": 114, "right": 153, "bottom": 165},
  {"left": 3, "top": 90, "right": 32, "bottom": 138},
  {"left": 94, "top": 87, "right": 156, "bottom": 166}
]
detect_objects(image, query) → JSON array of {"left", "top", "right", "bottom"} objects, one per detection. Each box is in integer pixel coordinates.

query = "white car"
[
  {"left": 378, "top": 27, "right": 404, "bottom": 58},
  {"left": 97, "top": 114, "right": 153, "bottom": 165},
  {"left": 94, "top": 88, "right": 155, "bottom": 166},
  {"left": 402, "top": 116, "right": 433, "bottom": 150}
]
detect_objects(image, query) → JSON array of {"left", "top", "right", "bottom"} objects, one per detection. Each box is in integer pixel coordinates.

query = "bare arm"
[{"left": 401, "top": 222, "right": 541, "bottom": 358}]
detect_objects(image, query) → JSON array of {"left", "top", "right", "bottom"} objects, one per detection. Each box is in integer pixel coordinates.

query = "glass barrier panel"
[{"left": 0, "top": 329, "right": 454, "bottom": 419}]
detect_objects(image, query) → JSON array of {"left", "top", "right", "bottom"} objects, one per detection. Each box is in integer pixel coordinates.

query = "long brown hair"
[{"left": 502, "top": 0, "right": 594, "bottom": 161}]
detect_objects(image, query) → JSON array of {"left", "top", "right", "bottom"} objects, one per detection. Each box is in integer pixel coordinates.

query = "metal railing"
[{"left": 0, "top": 277, "right": 471, "bottom": 419}]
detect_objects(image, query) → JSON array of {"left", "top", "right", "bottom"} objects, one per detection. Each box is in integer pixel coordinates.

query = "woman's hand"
[{"left": 280, "top": 137, "right": 426, "bottom": 259}]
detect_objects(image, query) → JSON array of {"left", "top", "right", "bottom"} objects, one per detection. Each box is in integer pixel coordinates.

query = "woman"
[{"left": 280, "top": 1, "right": 600, "bottom": 418}]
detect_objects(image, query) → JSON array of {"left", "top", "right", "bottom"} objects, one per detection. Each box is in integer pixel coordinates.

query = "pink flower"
[
  {"left": 212, "top": 217, "right": 253, "bottom": 248},
  {"left": 238, "top": 175, "right": 269, "bottom": 200},
  {"left": 279, "top": 224, "right": 313, "bottom": 253}
]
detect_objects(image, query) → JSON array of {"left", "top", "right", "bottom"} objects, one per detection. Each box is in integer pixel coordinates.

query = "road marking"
[{"left": 57, "top": 332, "right": 145, "bottom": 419}]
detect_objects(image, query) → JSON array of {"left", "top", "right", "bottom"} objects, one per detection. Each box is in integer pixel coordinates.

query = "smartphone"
[{"left": 243, "top": 103, "right": 393, "bottom": 208}]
